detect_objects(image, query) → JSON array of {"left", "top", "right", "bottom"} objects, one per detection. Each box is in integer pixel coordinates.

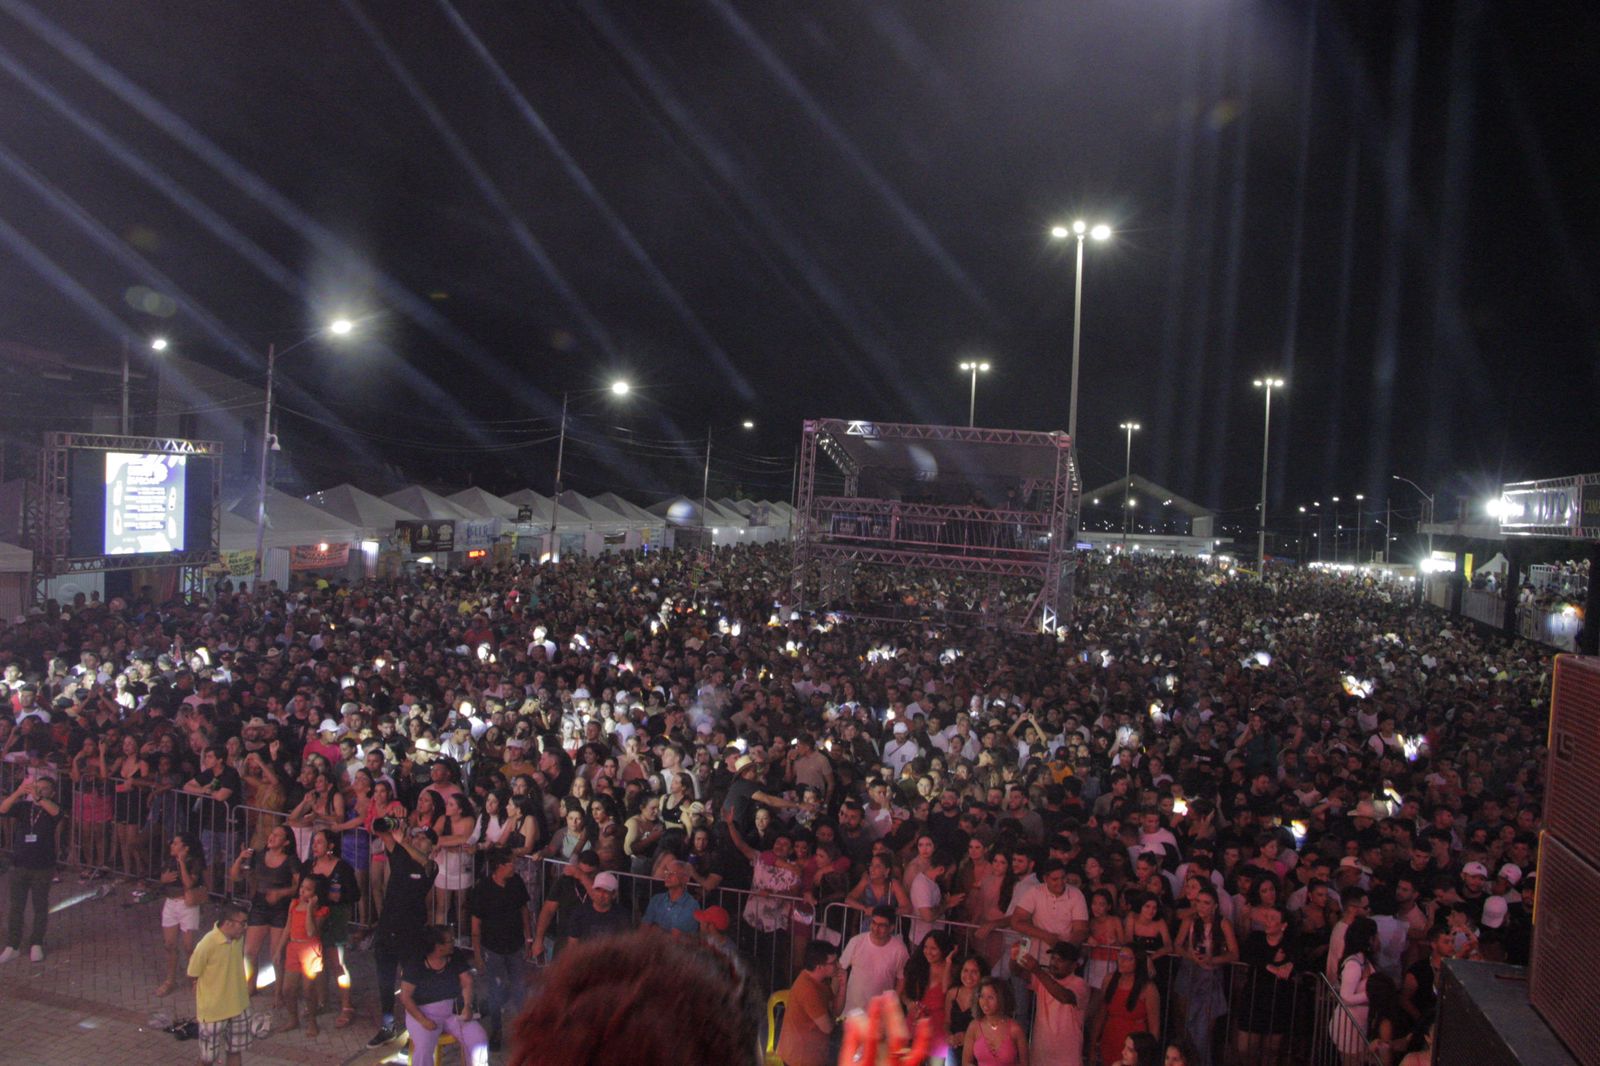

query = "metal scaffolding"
[
  {"left": 29, "top": 432, "right": 224, "bottom": 605},
  {"left": 790, "top": 419, "right": 1079, "bottom": 632}
]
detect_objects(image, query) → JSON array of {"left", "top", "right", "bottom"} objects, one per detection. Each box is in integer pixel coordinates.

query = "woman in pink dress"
[{"left": 961, "top": 978, "right": 1028, "bottom": 1066}]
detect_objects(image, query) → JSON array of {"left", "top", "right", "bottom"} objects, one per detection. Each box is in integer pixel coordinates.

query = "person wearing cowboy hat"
[{"left": 724, "top": 752, "right": 812, "bottom": 836}]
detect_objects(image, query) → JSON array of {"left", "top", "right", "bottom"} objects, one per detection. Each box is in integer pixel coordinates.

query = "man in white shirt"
[
  {"left": 881, "top": 723, "right": 920, "bottom": 777},
  {"left": 838, "top": 907, "right": 911, "bottom": 1015}
]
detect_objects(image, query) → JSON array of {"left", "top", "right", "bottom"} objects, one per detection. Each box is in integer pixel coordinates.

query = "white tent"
[
  {"left": 0, "top": 540, "right": 28, "bottom": 624},
  {"left": 221, "top": 489, "right": 366, "bottom": 586},
  {"left": 557, "top": 491, "right": 645, "bottom": 552},
  {"left": 0, "top": 540, "right": 30, "bottom": 573},
  {"left": 647, "top": 496, "right": 751, "bottom": 547},
  {"left": 224, "top": 489, "right": 365, "bottom": 548},
  {"left": 503, "top": 488, "right": 598, "bottom": 558},
  {"left": 309, "top": 484, "right": 422, "bottom": 529},
  {"left": 592, "top": 491, "right": 669, "bottom": 549},
  {"left": 447, "top": 487, "right": 520, "bottom": 520},
  {"left": 384, "top": 485, "right": 477, "bottom": 522}
]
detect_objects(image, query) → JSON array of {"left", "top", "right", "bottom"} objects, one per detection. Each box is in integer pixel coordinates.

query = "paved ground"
[{"left": 0, "top": 870, "right": 505, "bottom": 1066}]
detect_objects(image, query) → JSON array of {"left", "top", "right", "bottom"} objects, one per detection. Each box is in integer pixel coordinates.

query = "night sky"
[{"left": 2, "top": 1, "right": 1597, "bottom": 532}]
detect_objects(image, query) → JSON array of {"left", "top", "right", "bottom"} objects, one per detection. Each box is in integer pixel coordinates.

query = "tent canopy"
[
  {"left": 502, "top": 489, "right": 591, "bottom": 529},
  {"left": 0, "top": 540, "right": 30, "bottom": 573},
  {"left": 447, "top": 487, "right": 519, "bottom": 520},
  {"left": 384, "top": 485, "right": 477, "bottom": 522},
  {"left": 556, "top": 491, "right": 641, "bottom": 530},
  {"left": 308, "top": 484, "right": 421, "bottom": 529},
  {"left": 224, "top": 489, "right": 364, "bottom": 548}
]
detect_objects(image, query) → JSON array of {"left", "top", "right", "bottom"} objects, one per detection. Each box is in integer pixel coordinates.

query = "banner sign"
[
  {"left": 515, "top": 505, "right": 534, "bottom": 523},
  {"left": 1499, "top": 475, "right": 1600, "bottom": 539},
  {"left": 829, "top": 512, "right": 891, "bottom": 539},
  {"left": 290, "top": 543, "right": 349, "bottom": 570},
  {"left": 460, "top": 518, "right": 500, "bottom": 549},
  {"left": 603, "top": 531, "right": 628, "bottom": 545},
  {"left": 394, "top": 520, "right": 455, "bottom": 552},
  {"left": 205, "top": 550, "right": 256, "bottom": 576}
]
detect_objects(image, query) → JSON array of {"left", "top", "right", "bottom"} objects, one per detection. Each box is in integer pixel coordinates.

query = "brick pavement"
[{"left": 0, "top": 870, "right": 508, "bottom": 1065}]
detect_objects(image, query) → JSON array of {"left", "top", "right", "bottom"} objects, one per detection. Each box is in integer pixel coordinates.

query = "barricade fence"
[{"left": 5, "top": 773, "right": 1397, "bottom": 1064}]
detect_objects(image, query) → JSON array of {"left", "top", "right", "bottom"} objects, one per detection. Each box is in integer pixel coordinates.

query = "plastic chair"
[
  {"left": 433, "top": 1031, "right": 456, "bottom": 1065},
  {"left": 764, "top": 990, "right": 788, "bottom": 1066}
]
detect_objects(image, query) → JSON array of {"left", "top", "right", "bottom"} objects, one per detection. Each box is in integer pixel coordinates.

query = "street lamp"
[
  {"left": 1330, "top": 495, "right": 1341, "bottom": 563},
  {"left": 958, "top": 360, "right": 991, "bottom": 427},
  {"left": 253, "top": 319, "right": 358, "bottom": 585},
  {"left": 1253, "top": 377, "right": 1284, "bottom": 573},
  {"left": 1392, "top": 474, "right": 1436, "bottom": 560},
  {"left": 1354, "top": 493, "right": 1366, "bottom": 564},
  {"left": 121, "top": 335, "right": 170, "bottom": 434},
  {"left": 1050, "top": 218, "right": 1112, "bottom": 449},
  {"left": 550, "top": 380, "right": 630, "bottom": 562},
  {"left": 1119, "top": 421, "right": 1140, "bottom": 547}
]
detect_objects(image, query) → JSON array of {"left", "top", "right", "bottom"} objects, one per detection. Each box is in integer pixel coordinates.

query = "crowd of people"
[{"left": 0, "top": 541, "right": 1550, "bottom": 1065}]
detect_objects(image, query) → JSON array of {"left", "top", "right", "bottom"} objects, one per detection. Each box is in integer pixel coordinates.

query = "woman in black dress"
[{"left": 1235, "top": 904, "right": 1299, "bottom": 1062}]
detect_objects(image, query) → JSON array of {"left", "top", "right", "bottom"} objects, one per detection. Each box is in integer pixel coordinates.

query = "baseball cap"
[
  {"left": 1462, "top": 862, "right": 1490, "bottom": 879},
  {"left": 592, "top": 872, "right": 619, "bottom": 892},
  {"left": 1480, "top": 895, "right": 1509, "bottom": 928},
  {"left": 892, "top": 722, "right": 908, "bottom": 735},
  {"left": 1338, "top": 857, "right": 1372, "bottom": 874},
  {"left": 318, "top": 718, "right": 341, "bottom": 735},
  {"left": 694, "top": 905, "right": 730, "bottom": 931},
  {"left": 1497, "top": 863, "right": 1523, "bottom": 885}
]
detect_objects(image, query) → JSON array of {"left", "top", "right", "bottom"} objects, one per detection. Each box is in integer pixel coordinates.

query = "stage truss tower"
[{"left": 789, "top": 419, "right": 1079, "bottom": 632}]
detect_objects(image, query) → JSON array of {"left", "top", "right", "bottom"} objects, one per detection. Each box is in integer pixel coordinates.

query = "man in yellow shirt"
[{"left": 187, "top": 904, "right": 252, "bottom": 1065}]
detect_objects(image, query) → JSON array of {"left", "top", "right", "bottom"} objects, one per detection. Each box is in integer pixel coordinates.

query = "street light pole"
[
  {"left": 549, "top": 391, "right": 570, "bottom": 563},
  {"left": 1253, "top": 377, "right": 1284, "bottom": 574},
  {"left": 701, "top": 425, "right": 713, "bottom": 544},
  {"left": 958, "top": 360, "right": 990, "bottom": 427},
  {"left": 1355, "top": 493, "right": 1365, "bottom": 565},
  {"left": 250, "top": 320, "right": 354, "bottom": 588},
  {"left": 1392, "top": 474, "right": 1435, "bottom": 560},
  {"left": 1330, "top": 495, "right": 1341, "bottom": 564},
  {"left": 1051, "top": 220, "right": 1111, "bottom": 450},
  {"left": 1119, "top": 421, "right": 1140, "bottom": 547},
  {"left": 548, "top": 380, "right": 630, "bottom": 563}
]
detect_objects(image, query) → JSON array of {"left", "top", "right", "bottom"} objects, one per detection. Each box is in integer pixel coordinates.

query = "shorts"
[
  {"left": 246, "top": 896, "right": 289, "bottom": 930},
  {"left": 161, "top": 896, "right": 201, "bottom": 932},
  {"left": 197, "top": 1010, "right": 254, "bottom": 1065},
  {"left": 284, "top": 939, "right": 325, "bottom": 979}
]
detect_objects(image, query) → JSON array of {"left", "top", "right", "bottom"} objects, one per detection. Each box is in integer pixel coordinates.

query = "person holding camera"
[
  {"left": 1, "top": 774, "right": 61, "bottom": 963},
  {"left": 365, "top": 818, "right": 438, "bottom": 1049}
]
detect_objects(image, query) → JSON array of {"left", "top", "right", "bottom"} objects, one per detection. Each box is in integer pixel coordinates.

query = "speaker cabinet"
[
  {"left": 1528, "top": 834, "right": 1600, "bottom": 1063},
  {"left": 1545, "top": 655, "right": 1600, "bottom": 867},
  {"left": 1436, "top": 959, "right": 1582, "bottom": 1065}
]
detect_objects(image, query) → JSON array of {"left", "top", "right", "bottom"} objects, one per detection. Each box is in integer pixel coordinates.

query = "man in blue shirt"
[{"left": 641, "top": 859, "right": 700, "bottom": 937}]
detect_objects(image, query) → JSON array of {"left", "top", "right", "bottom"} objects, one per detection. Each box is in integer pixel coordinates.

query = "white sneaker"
[
  {"left": 0, "top": 947, "right": 18, "bottom": 964},
  {"left": 29, "top": 946, "right": 43, "bottom": 962}
]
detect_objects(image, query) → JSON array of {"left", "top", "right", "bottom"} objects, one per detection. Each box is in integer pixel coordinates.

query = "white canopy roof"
[
  {"left": 648, "top": 496, "right": 748, "bottom": 528},
  {"left": 556, "top": 491, "right": 643, "bottom": 530},
  {"left": 502, "top": 489, "right": 591, "bottom": 529},
  {"left": 446, "top": 487, "right": 519, "bottom": 520},
  {"left": 0, "top": 540, "right": 30, "bottom": 573},
  {"left": 591, "top": 492, "right": 665, "bottom": 528},
  {"left": 308, "top": 484, "right": 421, "bottom": 529},
  {"left": 384, "top": 485, "right": 476, "bottom": 522},
  {"left": 223, "top": 489, "right": 365, "bottom": 548}
]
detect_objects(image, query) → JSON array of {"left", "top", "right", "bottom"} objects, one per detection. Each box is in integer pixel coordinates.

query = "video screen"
[
  {"left": 104, "top": 452, "right": 187, "bottom": 555},
  {"left": 67, "top": 446, "right": 215, "bottom": 561}
]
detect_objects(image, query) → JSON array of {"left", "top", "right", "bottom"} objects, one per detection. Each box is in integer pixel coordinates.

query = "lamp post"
[
  {"left": 1311, "top": 501, "right": 1322, "bottom": 562},
  {"left": 1253, "top": 377, "right": 1284, "bottom": 573},
  {"left": 958, "top": 360, "right": 990, "bottom": 428},
  {"left": 1330, "top": 495, "right": 1342, "bottom": 563},
  {"left": 549, "top": 379, "right": 630, "bottom": 563},
  {"left": 1119, "top": 420, "right": 1140, "bottom": 547},
  {"left": 121, "top": 336, "right": 169, "bottom": 434},
  {"left": 253, "top": 319, "right": 355, "bottom": 587},
  {"left": 1298, "top": 505, "right": 1308, "bottom": 565},
  {"left": 1354, "top": 493, "right": 1365, "bottom": 564},
  {"left": 1392, "top": 474, "right": 1435, "bottom": 560},
  {"left": 1050, "top": 219, "right": 1112, "bottom": 449},
  {"left": 697, "top": 418, "right": 757, "bottom": 548}
]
